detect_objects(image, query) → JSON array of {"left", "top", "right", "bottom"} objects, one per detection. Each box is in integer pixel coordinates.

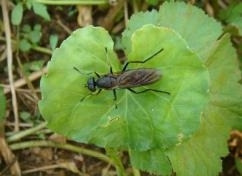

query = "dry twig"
[
  {"left": 1, "top": 0, "right": 21, "bottom": 175},
  {"left": 3, "top": 67, "right": 47, "bottom": 94},
  {"left": 2, "top": 0, "right": 19, "bottom": 132},
  {"left": 22, "top": 162, "right": 83, "bottom": 175},
  {"left": 99, "top": 0, "right": 125, "bottom": 31}
]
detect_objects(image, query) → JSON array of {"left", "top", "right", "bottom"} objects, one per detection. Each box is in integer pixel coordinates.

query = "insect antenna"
[
  {"left": 80, "top": 89, "right": 102, "bottom": 102},
  {"left": 80, "top": 94, "right": 91, "bottom": 102},
  {"left": 73, "top": 67, "right": 92, "bottom": 77},
  {"left": 104, "top": 47, "right": 114, "bottom": 74}
]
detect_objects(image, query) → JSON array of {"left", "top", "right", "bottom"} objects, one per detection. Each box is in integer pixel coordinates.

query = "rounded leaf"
[
  {"left": 39, "top": 25, "right": 209, "bottom": 151},
  {"left": 122, "top": 1, "right": 222, "bottom": 59},
  {"left": 11, "top": 2, "right": 23, "bottom": 25}
]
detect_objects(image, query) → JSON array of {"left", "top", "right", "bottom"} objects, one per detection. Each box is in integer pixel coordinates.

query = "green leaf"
[
  {"left": 34, "top": 24, "right": 41, "bottom": 31},
  {"left": 19, "top": 39, "right": 32, "bottom": 52},
  {"left": 122, "top": 1, "right": 222, "bottom": 59},
  {"left": 205, "top": 34, "right": 242, "bottom": 129},
  {"left": 29, "top": 28, "right": 42, "bottom": 44},
  {"left": 23, "top": 60, "right": 45, "bottom": 73},
  {"left": 22, "top": 24, "right": 31, "bottom": 33},
  {"left": 219, "top": 3, "right": 242, "bottom": 22},
  {"left": 11, "top": 2, "right": 23, "bottom": 25},
  {"left": 122, "top": 10, "right": 159, "bottom": 53},
  {"left": 130, "top": 148, "right": 172, "bottom": 175},
  {"left": 167, "top": 34, "right": 242, "bottom": 176},
  {"left": 26, "top": 0, "right": 33, "bottom": 9},
  {"left": 0, "top": 87, "right": 6, "bottom": 122},
  {"left": 49, "top": 34, "right": 58, "bottom": 50},
  {"left": 146, "top": 0, "right": 160, "bottom": 6},
  {"left": 32, "top": 2, "right": 51, "bottom": 21},
  {"left": 167, "top": 106, "right": 230, "bottom": 176},
  {"left": 121, "top": 2, "right": 241, "bottom": 175},
  {"left": 231, "top": 18, "right": 242, "bottom": 35},
  {"left": 39, "top": 25, "right": 209, "bottom": 150},
  {"left": 219, "top": 3, "right": 242, "bottom": 36},
  {"left": 20, "top": 111, "right": 31, "bottom": 122}
]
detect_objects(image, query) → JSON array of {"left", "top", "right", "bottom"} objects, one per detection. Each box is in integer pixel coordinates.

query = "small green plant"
[
  {"left": 49, "top": 34, "right": 59, "bottom": 50},
  {"left": 11, "top": 0, "right": 50, "bottom": 26},
  {"left": 23, "top": 60, "right": 45, "bottom": 74},
  {"left": 19, "top": 24, "right": 42, "bottom": 52},
  {"left": 39, "top": 2, "right": 242, "bottom": 175},
  {"left": 11, "top": 0, "right": 53, "bottom": 53}
]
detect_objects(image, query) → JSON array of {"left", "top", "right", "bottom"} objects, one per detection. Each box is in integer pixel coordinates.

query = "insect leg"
[
  {"left": 127, "top": 88, "right": 170, "bottom": 95},
  {"left": 104, "top": 47, "right": 114, "bottom": 75},
  {"left": 122, "top": 48, "right": 164, "bottom": 71},
  {"left": 113, "top": 89, "right": 118, "bottom": 109},
  {"left": 110, "top": 67, "right": 113, "bottom": 74},
  {"left": 94, "top": 72, "right": 101, "bottom": 78},
  {"left": 73, "top": 67, "right": 98, "bottom": 77},
  {"left": 96, "top": 89, "right": 102, "bottom": 95},
  {"left": 80, "top": 89, "right": 102, "bottom": 102},
  {"left": 104, "top": 47, "right": 115, "bottom": 75},
  {"left": 113, "top": 89, "right": 117, "bottom": 101},
  {"left": 73, "top": 67, "right": 90, "bottom": 75}
]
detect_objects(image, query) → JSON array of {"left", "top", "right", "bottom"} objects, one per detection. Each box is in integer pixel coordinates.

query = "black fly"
[{"left": 74, "top": 48, "right": 170, "bottom": 104}]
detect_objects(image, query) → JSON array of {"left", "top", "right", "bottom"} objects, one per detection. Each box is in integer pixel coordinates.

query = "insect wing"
[{"left": 117, "top": 68, "right": 161, "bottom": 88}]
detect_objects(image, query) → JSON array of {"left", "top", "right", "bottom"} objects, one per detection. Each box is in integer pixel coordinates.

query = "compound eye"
[{"left": 89, "top": 85, "right": 96, "bottom": 92}]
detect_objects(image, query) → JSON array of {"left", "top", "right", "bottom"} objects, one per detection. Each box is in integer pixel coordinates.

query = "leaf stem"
[
  {"left": 106, "top": 148, "right": 127, "bottom": 176},
  {"left": 0, "top": 37, "right": 52, "bottom": 55},
  {"left": 10, "top": 140, "right": 113, "bottom": 164},
  {"left": 133, "top": 167, "right": 141, "bottom": 176},
  {"left": 15, "top": 26, "right": 40, "bottom": 101},
  {"left": 2, "top": 0, "right": 19, "bottom": 132},
  {"left": 31, "top": 45, "right": 52, "bottom": 55},
  {"left": 35, "top": 0, "right": 108, "bottom": 5},
  {"left": 7, "top": 122, "right": 47, "bottom": 142}
]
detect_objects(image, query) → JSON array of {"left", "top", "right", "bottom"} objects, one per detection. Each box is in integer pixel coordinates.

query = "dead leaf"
[
  {"left": 77, "top": 6, "right": 93, "bottom": 27},
  {"left": 0, "top": 122, "right": 21, "bottom": 176}
]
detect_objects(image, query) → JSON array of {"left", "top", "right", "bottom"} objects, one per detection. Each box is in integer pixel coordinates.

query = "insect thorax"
[{"left": 96, "top": 76, "right": 117, "bottom": 89}]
